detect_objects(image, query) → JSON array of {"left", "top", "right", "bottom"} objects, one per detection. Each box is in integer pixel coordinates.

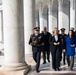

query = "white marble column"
[
  {"left": 58, "top": 0, "right": 63, "bottom": 30},
  {"left": 39, "top": 3, "right": 44, "bottom": 33},
  {"left": 70, "top": 0, "right": 75, "bottom": 29},
  {"left": 0, "top": 11, "right": 3, "bottom": 42},
  {"left": 48, "top": 0, "right": 53, "bottom": 33},
  {"left": 3, "top": 0, "right": 30, "bottom": 74},
  {"left": 24, "top": 0, "right": 35, "bottom": 54},
  {"left": 36, "top": 10, "right": 39, "bottom": 27}
]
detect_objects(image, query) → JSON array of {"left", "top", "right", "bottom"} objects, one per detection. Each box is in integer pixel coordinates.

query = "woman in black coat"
[{"left": 50, "top": 27, "right": 62, "bottom": 71}]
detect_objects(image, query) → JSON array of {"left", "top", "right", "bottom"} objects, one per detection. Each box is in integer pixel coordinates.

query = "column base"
[{"left": 0, "top": 64, "right": 31, "bottom": 75}]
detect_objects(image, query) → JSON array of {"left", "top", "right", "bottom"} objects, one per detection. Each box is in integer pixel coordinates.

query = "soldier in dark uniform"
[
  {"left": 70, "top": 27, "right": 76, "bottom": 37},
  {"left": 29, "top": 27, "right": 43, "bottom": 73},
  {"left": 60, "top": 28, "right": 67, "bottom": 65},
  {"left": 41, "top": 27, "right": 52, "bottom": 64}
]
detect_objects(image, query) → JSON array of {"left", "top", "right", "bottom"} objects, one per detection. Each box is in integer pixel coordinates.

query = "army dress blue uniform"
[
  {"left": 60, "top": 34, "right": 67, "bottom": 64},
  {"left": 29, "top": 33, "right": 42, "bottom": 72},
  {"left": 60, "top": 28, "right": 67, "bottom": 65}
]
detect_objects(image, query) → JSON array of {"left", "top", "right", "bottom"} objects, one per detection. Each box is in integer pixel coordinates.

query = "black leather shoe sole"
[{"left": 36, "top": 70, "right": 40, "bottom": 73}]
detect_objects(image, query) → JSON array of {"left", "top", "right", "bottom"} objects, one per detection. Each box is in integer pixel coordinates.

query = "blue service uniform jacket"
[
  {"left": 29, "top": 34, "right": 42, "bottom": 52},
  {"left": 65, "top": 36, "right": 76, "bottom": 56}
]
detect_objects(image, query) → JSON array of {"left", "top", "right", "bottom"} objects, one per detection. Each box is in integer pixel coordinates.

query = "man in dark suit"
[
  {"left": 29, "top": 27, "right": 42, "bottom": 73},
  {"left": 60, "top": 28, "right": 67, "bottom": 65},
  {"left": 41, "top": 27, "right": 52, "bottom": 64},
  {"left": 50, "top": 27, "right": 62, "bottom": 71}
]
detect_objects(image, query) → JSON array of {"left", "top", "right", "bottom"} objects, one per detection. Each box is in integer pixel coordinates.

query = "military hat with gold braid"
[{"left": 34, "top": 27, "right": 40, "bottom": 31}]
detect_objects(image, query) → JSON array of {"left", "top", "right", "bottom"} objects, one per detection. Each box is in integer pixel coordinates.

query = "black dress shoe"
[
  {"left": 57, "top": 68, "right": 61, "bottom": 71},
  {"left": 54, "top": 69, "right": 57, "bottom": 71},
  {"left": 36, "top": 70, "right": 40, "bottom": 73},
  {"left": 43, "top": 61, "right": 46, "bottom": 64},
  {"left": 63, "top": 62, "right": 66, "bottom": 65},
  {"left": 53, "top": 68, "right": 57, "bottom": 71},
  {"left": 48, "top": 60, "right": 50, "bottom": 62}
]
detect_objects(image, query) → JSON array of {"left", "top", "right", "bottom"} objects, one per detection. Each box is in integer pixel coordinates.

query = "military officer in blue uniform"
[
  {"left": 29, "top": 27, "right": 43, "bottom": 73},
  {"left": 60, "top": 28, "right": 67, "bottom": 65}
]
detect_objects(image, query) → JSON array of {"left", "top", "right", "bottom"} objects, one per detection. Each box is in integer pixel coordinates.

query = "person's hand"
[
  {"left": 71, "top": 44, "right": 75, "bottom": 47},
  {"left": 63, "top": 49, "right": 66, "bottom": 52},
  {"left": 42, "top": 43, "right": 44, "bottom": 46},
  {"left": 54, "top": 43, "right": 57, "bottom": 45},
  {"left": 57, "top": 42, "right": 60, "bottom": 45}
]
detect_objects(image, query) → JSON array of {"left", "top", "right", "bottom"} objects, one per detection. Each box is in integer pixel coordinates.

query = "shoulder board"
[{"left": 30, "top": 34, "right": 34, "bottom": 38}]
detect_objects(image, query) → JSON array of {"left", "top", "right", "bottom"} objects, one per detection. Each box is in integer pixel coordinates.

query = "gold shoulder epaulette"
[{"left": 30, "top": 34, "right": 34, "bottom": 38}]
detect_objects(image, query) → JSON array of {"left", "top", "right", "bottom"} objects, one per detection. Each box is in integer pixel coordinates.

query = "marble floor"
[
  {"left": 0, "top": 44, "right": 76, "bottom": 75},
  {"left": 25, "top": 53, "right": 76, "bottom": 75},
  {"left": 40, "top": 73, "right": 76, "bottom": 75},
  {"left": 0, "top": 54, "right": 76, "bottom": 75}
]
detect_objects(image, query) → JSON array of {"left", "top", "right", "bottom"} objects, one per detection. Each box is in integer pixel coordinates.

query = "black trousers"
[
  {"left": 32, "top": 50, "right": 41, "bottom": 71},
  {"left": 63, "top": 52, "right": 66, "bottom": 64},
  {"left": 52, "top": 48, "right": 60, "bottom": 69},
  {"left": 42, "top": 46, "right": 50, "bottom": 62},
  {"left": 60, "top": 49, "right": 66, "bottom": 64}
]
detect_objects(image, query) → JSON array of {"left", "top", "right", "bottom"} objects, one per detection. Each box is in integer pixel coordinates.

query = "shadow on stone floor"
[{"left": 25, "top": 54, "right": 76, "bottom": 75}]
